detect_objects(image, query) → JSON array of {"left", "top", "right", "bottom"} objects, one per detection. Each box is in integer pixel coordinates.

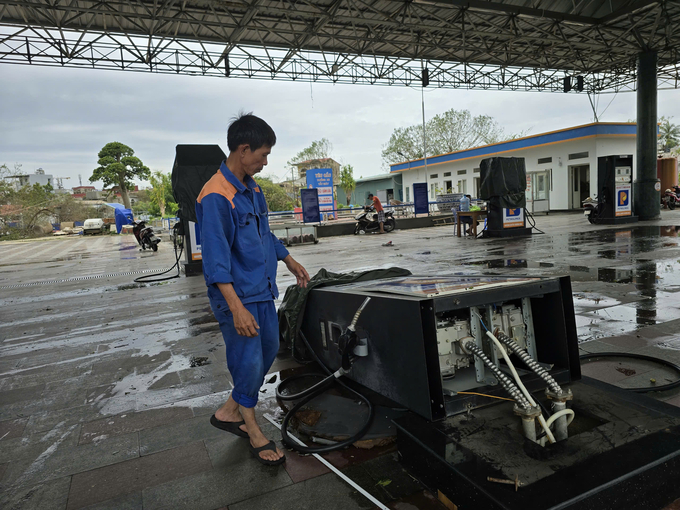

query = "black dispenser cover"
[{"left": 479, "top": 157, "right": 527, "bottom": 208}]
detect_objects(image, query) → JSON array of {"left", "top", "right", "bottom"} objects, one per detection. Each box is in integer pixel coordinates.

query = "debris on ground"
[
  {"left": 189, "top": 356, "right": 211, "bottom": 367},
  {"left": 295, "top": 409, "right": 322, "bottom": 426},
  {"left": 382, "top": 241, "right": 393, "bottom": 247},
  {"left": 353, "top": 436, "right": 396, "bottom": 449},
  {"left": 616, "top": 367, "right": 636, "bottom": 376}
]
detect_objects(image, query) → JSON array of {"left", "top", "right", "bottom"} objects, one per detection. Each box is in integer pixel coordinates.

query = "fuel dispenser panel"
[
  {"left": 300, "top": 275, "right": 580, "bottom": 421},
  {"left": 596, "top": 154, "right": 638, "bottom": 224}
]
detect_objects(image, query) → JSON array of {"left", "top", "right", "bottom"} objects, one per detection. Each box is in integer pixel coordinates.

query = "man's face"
[{"left": 241, "top": 145, "right": 271, "bottom": 177}]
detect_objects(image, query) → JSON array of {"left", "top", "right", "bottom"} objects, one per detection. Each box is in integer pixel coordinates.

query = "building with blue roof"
[{"left": 390, "top": 122, "right": 638, "bottom": 212}]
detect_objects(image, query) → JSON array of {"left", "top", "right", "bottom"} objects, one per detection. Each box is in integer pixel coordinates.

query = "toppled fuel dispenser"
[{"left": 299, "top": 275, "right": 680, "bottom": 509}]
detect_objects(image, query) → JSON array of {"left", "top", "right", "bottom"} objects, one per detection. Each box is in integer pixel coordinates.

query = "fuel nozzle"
[
  {"left": 338, "top": 329, "right": 359, "bottom": 371},
  {"left": 338, "top": 297, "right": 371, "bottom": 371}
]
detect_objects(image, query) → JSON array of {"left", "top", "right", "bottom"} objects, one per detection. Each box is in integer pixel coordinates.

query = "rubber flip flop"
[
  {"left": 209, "top": 415, "right": 249, "bottom": 438},
  {"left": 249, "top": 440, "right": 286, "bottom": 466}
]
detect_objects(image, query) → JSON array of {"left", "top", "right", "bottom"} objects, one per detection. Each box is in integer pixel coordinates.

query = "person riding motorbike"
[{"left": 367, "top": 192, "right": 385, "bottom": 234}]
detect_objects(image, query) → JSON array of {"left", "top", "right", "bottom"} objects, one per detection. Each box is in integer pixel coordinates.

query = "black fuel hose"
[
  {"left": 276, "top": 330, "right": 375, "bottom": 454},
  {"left": 525, "top": 209, "right": 545, "bottom": 235},
  {"left": 579, "top": 352, "right": 680, "bottom": 393},
  {"left": 134, "top": 232, "right": 184, "bottom": 283}
]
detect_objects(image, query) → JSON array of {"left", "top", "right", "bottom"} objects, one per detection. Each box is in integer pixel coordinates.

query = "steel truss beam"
[{"left": 0, "top": 0, "right": 678, "bottom": 92}]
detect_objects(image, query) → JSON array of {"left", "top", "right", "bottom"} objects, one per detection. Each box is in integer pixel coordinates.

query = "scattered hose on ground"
[
  {"left": 579, "top": 352, "right": 680, "bottom": 393},
  {"left": 134, "top": 227, "right": 184, "bottom": 283},
  {"left": 276, "top": 330, "right": 375, "bottom": 454}
]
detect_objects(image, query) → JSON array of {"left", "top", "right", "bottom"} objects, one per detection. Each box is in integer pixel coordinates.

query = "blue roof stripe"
[{"left": 389, "top": 123, "right": 637, "bottom": 173}]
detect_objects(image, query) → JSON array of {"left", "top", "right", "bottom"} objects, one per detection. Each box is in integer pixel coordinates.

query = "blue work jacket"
[{"left": 195, "top": 162, "right": 290, "bottom": 307}]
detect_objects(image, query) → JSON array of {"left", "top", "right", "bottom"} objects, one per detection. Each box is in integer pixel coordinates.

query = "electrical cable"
[
  {"left": 463, "top": 342, "right": 533, "bottom": 410},
  {"left": 276, "top": 329, "right": 375, "bottom": 454},
  {"left": 579, "top": 352, "right": 680, "bottom": 393},
  {"left": 455, "top": 391, "right": 515, "bottom": 402},
  {"left": 539, "top": 409, "right": 575, "bottom": 446},
  {"left": 134, "top": 225, "right": 183, "bottom": 283},
  {"left": 494, "top": 330, "right": 562, "bottom": 394},
  {"left": 486, "top": 331, "right": 556, "bottom": 444}
]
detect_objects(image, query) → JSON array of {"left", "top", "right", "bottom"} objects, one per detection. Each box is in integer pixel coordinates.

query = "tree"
[
  {"left": 1, "top": 182, "right": 55, "bottom": 233},
  {"left": 659, "top": 117, "right": 680, "bottom": 152},
  {"left": 339, "top": 165, "right": 356, "bottom": 205},
  {"left": 382, "top": 109, "right": 528, "bottom": 167},
  {"left": 256, "top": 176, "right": 294, "bottom": 212},
  {"left": 287, "top": 138, "right": 333, "bottom": 177},
  {"left": 148, "top": 171, "right": 174, "bottom": 217},
  {"left": 90, "top": 142, "right": 150, "bottom": 209}
]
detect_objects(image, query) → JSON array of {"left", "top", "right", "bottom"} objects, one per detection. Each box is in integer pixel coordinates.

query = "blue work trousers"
[{"left": 211, "top": 299, "right": 278, "bottom": 408}]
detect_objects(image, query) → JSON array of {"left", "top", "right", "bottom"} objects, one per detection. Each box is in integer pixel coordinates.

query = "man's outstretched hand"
[
  {"left": 232, "top": 306, "right": 260, "bottom": 337},
  {"left": 283, "top": 255, "right": 310, "bottom": 288}
]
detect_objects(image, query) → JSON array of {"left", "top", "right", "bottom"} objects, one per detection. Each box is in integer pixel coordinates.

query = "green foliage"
[
  {"left": 287, "top": 138, "right": 333, "bottom": 174},
  {"left": 148, "top": 171, "right": 176, "bottom": 217},
  {"left": 381, "top": 109, "right": 528, "bottom": 167},
  {"left": 339, "top": 164, "right": 356, "bottom": 206},
  {"left": 255, "top": 176, "right": 294, "bottom": 212},
  {"left": 659, "top": 116, "right": 680, "bottom": 152},
  {"left": 90, "top": 142, "right": 150, "bottom": 209}
]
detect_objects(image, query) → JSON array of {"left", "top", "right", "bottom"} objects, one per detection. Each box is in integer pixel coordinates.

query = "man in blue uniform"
[{"left": 196, "top": 113, "right": 309, "bottom": 465}]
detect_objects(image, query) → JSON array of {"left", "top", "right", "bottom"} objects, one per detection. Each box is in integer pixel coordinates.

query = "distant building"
[
  {"left": 3, "top": 168, "right": 53, "bottom": 191},
  {"left": 336, "top": 173, "right": 403, "bottom": 206},
  {"left": 390, "top": 122, "right": 640, "bottom": 212},
  {"left": 72, "top": 185, "right": 95, "bottom": 194}
]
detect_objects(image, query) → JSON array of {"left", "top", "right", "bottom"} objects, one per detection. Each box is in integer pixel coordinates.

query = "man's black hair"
[
  {"left": 227, "top": 112, "right": 276, "bottom": 152},
  {"left": 367, "top": 192, "right": 374, "bottom": 197}
]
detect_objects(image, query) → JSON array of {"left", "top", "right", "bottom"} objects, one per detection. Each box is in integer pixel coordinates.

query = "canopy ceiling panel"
[{"left": 0, "top": 0, "right": 678, "bottom": 91}]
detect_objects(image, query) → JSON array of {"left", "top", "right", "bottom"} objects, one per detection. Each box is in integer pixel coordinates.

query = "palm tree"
[
  {"left": 659, "top": 118, "right": 680, "bottom": 152},
  {"left": 340, "top": 165, "right": 356, "bottom": 206}
]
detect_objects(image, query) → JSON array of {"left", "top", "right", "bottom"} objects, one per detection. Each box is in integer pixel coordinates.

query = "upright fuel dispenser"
[
  {"left": 171, "top": 144, "right": 227, "bottom": 276},
  {"left": 298, "top": 275, "right": 680, "bottom": 509},
  {"left": 479, "top": 157, "right": 532, "bottom": 237},
  {"left": 595, "top": 154, "right": 638, "bottom": 224}
]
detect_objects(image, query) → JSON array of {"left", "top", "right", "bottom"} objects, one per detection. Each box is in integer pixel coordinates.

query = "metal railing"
[{"left": 268, "top": 201, "right": 462, "bottom": 225}]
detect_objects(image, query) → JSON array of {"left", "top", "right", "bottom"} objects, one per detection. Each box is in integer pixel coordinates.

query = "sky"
[{"left": 2, "top": 64, "right": 680, "bottom": 189}]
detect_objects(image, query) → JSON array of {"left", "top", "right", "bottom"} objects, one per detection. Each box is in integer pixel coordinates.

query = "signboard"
[
  {"left": 300, "top": 188, "right": 321, "bottom": 223},
  {"left": 188, "top": 220, "right": 202, "bottom": 260},
  {"left": 615, "top": 184, "right": 632, "bottom": 217},
  {"left": 306, "top": 168, "right": 335, "bottom": 219},
  {"left": 413, "top": 182, "right": 429, "bottom": 215},
  {"left": 503, "top": 208, "right": 524, "bottom": 228}
]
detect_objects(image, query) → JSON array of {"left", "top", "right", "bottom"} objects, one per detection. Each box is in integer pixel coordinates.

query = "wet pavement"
[{"left": 2, "top": 213, "right": 680, "bottom": 509}]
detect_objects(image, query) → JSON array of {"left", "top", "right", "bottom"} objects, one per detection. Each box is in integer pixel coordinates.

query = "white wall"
[{"left": 397, "top": 136, "right": 636, "bottom": 210}]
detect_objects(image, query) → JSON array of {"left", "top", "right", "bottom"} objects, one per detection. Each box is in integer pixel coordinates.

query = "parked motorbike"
[
  {"left": 354, "top": 206, "right": 396, "bottom": 234},
  {"left": 132, "top": 220, "right": 161, "bottom": 251},
  {"left": 662, "top": 189, "right": 680, "bottom": 210},
  {"left": 582, "top": 196, "right": 601, "bottom": 224}
]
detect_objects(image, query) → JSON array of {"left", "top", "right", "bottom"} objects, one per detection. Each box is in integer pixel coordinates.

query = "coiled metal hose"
[
  {"left": 494, "top": 330, "right": 562, "bottom": 394},
  {"left": 464, "top": 342, "right": 532, "bottom": 410}
]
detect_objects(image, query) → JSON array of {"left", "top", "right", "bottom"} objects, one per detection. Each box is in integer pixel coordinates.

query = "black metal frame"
[
  {"left": 300, "top": 275, "right": 580, "bottom": 421},
  {"left": 1, "top": 0, "right": 679, "bottom": 92}
]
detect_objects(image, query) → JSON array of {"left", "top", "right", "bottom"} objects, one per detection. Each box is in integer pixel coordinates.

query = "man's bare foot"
[
  {"left": 249, "top": 431, "right": 284, "bottom": 462},
  {"left": 214, "top": 409, "right": 248, "bottom": 435}
]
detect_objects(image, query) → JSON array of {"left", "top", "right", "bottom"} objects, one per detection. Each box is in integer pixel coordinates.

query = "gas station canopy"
[{"left": 0, "top": 0, "right": 678, "bottom": 91}]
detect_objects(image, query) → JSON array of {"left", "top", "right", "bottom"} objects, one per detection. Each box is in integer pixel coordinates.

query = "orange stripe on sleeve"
[{"left": 197, "top": 170, "right": 237, "bottom": 208}]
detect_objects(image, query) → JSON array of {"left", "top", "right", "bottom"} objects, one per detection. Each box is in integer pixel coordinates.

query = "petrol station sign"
[
  {"left": 615, "top": 184, "right": 632, "bottom": 217},
  {"left": 503, "top": 207, "right": 524, "bottom": 228}
]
